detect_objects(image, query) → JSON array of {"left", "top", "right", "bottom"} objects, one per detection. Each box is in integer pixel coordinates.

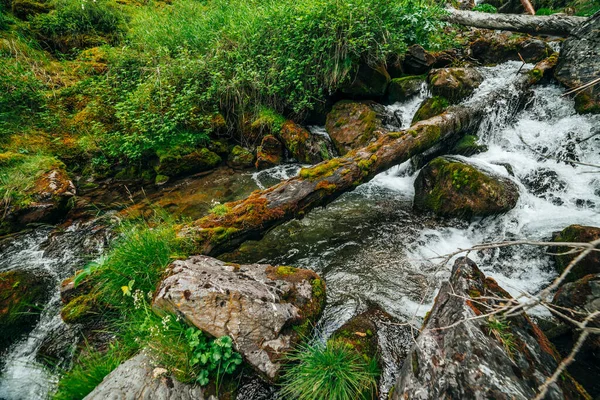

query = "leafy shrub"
[
  {"left": 472, "top": 3, "right": 497, "bottom": 12},
  {"left": 32, "top": 0, "right": 127, "bottom": 53},
  {"left": 280, "top": 340, "right": 379, "bottom": 400},
  {"left": 0, "top": 61, "right": 46, "bottom": 125}
]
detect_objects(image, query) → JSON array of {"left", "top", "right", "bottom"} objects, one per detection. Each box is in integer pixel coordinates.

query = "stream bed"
[{"left": 1, "top": 61, "right": 599, "bottom": 399}]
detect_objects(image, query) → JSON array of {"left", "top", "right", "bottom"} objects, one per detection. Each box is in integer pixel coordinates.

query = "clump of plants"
[
  {"left": 472, "top": 3, "right": 497, "bottom": 12},
  {"left": 54, "top": 214, "right": 243, "bottom": 399},
  {"left": 280, "top": 339, "right": 379, "bottom": 400}
]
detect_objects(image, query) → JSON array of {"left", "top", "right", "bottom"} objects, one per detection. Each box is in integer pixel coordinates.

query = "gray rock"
[
  {"left": 555, "top": 12, "right": 600, "bottom": 114},
  {"left": 84, "top": 352, "right": 207, "bottom": 400},
  {"left": 153, "top": 256, "right": 325, "bottom": 381},
  {"left": 392, "top": 257, "right": 590, "bottom": 400}
]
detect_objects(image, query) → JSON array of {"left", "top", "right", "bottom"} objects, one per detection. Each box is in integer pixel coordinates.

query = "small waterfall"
[{"left": 0, "top": 221, "right": 109, "bottom": 400}]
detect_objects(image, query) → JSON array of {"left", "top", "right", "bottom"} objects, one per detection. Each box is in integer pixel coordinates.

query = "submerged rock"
[
  {"left": 227, "top": 146, "right": 255, "bottom": 169},
  {"left": 428, "top": 67, "right": 483, "bottom": 103},
  {"left": 0, "top": 269, "right": 52, "bottom": 355},
  {"left": 84, "top": 352, "right": 208, "bottom": 400},
  {"left": 340, "top": 63, "right": 391, "bottom": 97},
  {"left": 552, "top": 225, "right": 600, "bottom": 282},
  {"left": 279, "top": 121, "right": 331, "bottom": 164},
  {"left": 153, "top": 256, "right": 325, "bottom": 381},
  {"left": 325, "top": 100, "right": 387, "bottom": 155},
  {"left": 414, "top": 157, "right": 519, "bottom": 219},
  {"left": 255, "top": 135, "right": 283, "bottom": 170},
  {"left": 386, "top": 75, "right": 425, "bottom": 103},
  {"left": 555, "top": 12, "right": 600, "bottom": 114},
  {"left": 392, "top": 257, "right": 590, "bottom": 400}
]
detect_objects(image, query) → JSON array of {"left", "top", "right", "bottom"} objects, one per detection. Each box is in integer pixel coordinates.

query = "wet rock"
[
  {"left": 428, "top": 67, "right": 483, "bottom": 103},
  {"left": 0, "top": 159, "right": 76, "bottom": 235},
  {"left": 155, "top": 147, "right": 221, "bottom": 178},
  {"left": 0, "top": 269, "right": 52, "bottom": 354},
  {"left": 552, "top": 225, "right": 600, "bottom": 282},
  {"left": 227, "top": 146, "right": 255, "bottom": 169},
  {"left": 392, "top": 257, "right": 590, "bottom": 400},
  {"left": 84, "top": 352, "right": 208, "bottom": 400},
  {"left": 279, "top": 121, "right": 330, "bottom": 164},
  {"left": 153, "top": 256, "right": 325, "bottom": 381},
  {"left": 36, "top": 322, "right": 78, "bottom": 368},
  {"left": 554, "top": 273, "right": 600, "bottom": 314},
  {"left": 341, "top": 63, "right": 391, "bottom": 98},
  {"left": 331, "top": 308, "right": 381, "bottom": 367},
  {"left": 255, "top": 135, "right": 283, "bottom": 170},
  {"left": 522, "top": 167, "right": 566, "bottom": 205},
  {"left": 555, "top": 12, "right": 600, "bottom": 114},
  {"left": 402, "top": 45, "right": 435, "bottom": 75},
  {"left": 414, "top": 156, "right": 519, "bottom": 219},
  {"left": 325, "top": 100, "right": 386, "bottom": 155},
  {"left": 411, "top": 96, "right": 449, "bottom": 125},
  {"left": 386, "top": 76, "right": 425, "bottom": 103},
  {"left": 470, "top": 32, "right": 552, "bottom": 65}
]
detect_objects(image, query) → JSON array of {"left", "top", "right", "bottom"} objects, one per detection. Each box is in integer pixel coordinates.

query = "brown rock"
[
  {"left": 255, "top": 135, "right": 283, "bottom": 170},
  {"left": 325, "top": 101, "right": 386, "bottom": 155}
]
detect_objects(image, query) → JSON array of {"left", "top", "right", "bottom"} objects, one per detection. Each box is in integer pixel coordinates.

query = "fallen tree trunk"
[
  {"left": 441, "top": 8, "right": 587, "bottom": 36},
  {"left": 180, "top": 56, "right": 558, "bottom": 256}
]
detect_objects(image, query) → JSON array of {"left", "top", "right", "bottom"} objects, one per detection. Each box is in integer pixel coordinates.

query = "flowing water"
[{"left": 1, "top": 61, "right": 599, "bottom": 399}]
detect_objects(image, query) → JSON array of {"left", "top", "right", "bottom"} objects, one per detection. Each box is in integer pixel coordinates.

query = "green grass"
[
  {"left": 280, "top": 339, "right": 380, "bottom": 400},
  {"left": 472, "top": 4, "right": 497, "bottom": 12}
]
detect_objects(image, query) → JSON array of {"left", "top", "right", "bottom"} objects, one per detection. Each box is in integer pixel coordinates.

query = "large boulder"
[
  {"left": 325, "top": 100, "right": 387, "bottom": 155},
  {"left": 279, "top": 121, "right": 331, "bottom": 164},
  {"left": 555, "top": 12, "right": 600, "bottom": 114},
  {"left": 255, "top": 135, "right": 283, "bottom": 170},
  {"left": 0, "top": 269, "right": 52, "bottom": 355},
  {"left": 552, "top": 225, "right": 600, "bottom": 282},
  {"left": 392, "top": 257, "right": 590, "bottom": 400},
  {"left": 428, "top": 67, "right": 484, "bottom": 103},
  {"left": 340, "top": 63, "right": 391, "bottom": 98},
  {"left": 153, "top": 256, "right": 325, "bottom": 381},
  {"left": 414, "top": 156, "right": 519, "bottom": 219},
  {"left": 84, "top": 352, "right": 209, "bottom": 400},
  {"left": 411, "top": 96, "right": 450, "bottom": 124},
  {"left": 155, "top": 147, "right": 221, "bottom": 178},
  {"left": 227, "top": 146, "right": 255, "bottom": 169},
  {"left": 386, "top": 75, "right": 425, "bottom": 103},
  {"left": 470, "top": 32, "right": 552, "bottom": 65}
]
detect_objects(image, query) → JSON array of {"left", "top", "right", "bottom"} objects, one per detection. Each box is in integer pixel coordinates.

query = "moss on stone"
[
  {"left": 411, "top": 96, "right": 449, "bottom": 124},
  {"left": 227, "top": 145, "right": 255, "bottom": 169},
  {"left": 451, "top": 135, "right": 488, "bottom": 156},
  {"left": 156, "top": 147, "right": 221, "bottom": 177},
  {"left": 61, "top": 293, "right": 98, "bottom": 324},
  {"left": 299, "top": 159, "right": 341, "bottom": 180}
]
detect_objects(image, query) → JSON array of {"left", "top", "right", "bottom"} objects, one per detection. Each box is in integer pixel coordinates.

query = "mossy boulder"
[
  {"left": 0, "top": 269, "right": 52, "bottom": 354},
  {"left": 279, "top": 121, "right": 331, "bottom": 164},
  {"left": 155, "top": 147, "right": 221, "bottom": 178},
  {"left": 227, "top": 145, "right": 255, "bottom": 169},
  {"left": 0, "top": 155, "right": 76, "bottom": 235},
  {"left": 325, "top": 100, "right": 385, "bottom": 155},
  {"left": 386, "top": 75, "right": 425, "bottom": 103},
  {"left": 60, "top": 292, "right": 98, "bottom": 324},
  {"left": 340, "top": 63, "right": 391, "bottom": 98},
  {"left": 414, "top": 156, "right": 519, "bottom": 219},
  {"left": 242, "top": 108, "right": 286, "bottom": 144},
  {"left": 255, "top": 135, "right": 283, "bottom": 170},
  {"left": 428, "top": 68, "right": 483, "bottom": 104},
  {"left": 555, "top": 10, "right": 599, "bottom": 114},
  {"left": 552, "top": 225, "right": 600, "bottom": 282},
  {"left": 470, "top": 31, "right": 551, "bottom": 65},
  {"left": 411, "top": 96, "right": 449, "bottom": 124}
]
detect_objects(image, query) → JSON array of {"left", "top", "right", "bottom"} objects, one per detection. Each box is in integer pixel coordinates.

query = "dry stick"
[
  {"left": 561, "top": 77, "right": 600, "bottom": 97},
  {"left": 533, "top": 311, "right": 600, "bottom": 400}
]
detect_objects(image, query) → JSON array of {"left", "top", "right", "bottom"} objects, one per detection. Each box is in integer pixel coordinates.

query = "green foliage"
[
  {"left": 486, "top": 316, "right": 517, "bottom": 357},
  {"left": 472, "top": 3, "right": 497, "bottom": 12},
  {"left": 0, "top": 3, "right": 11, "bottom": 30},
  {"left": 209, "top": 203, "right": 229, "bottom": 216},
  {"left": 53, "top": 343, "right": 133, "bottom": 400},
  {"left": 32, "top": 0, "right": 127, "bottom": 53},
  {"left": 280, "top": 340, "right": 379, "bottom": 400},
  {"left": 186, "top": 329, "right": 242, "bottom": 387},
  {"left": 535, "top": 7, "right": 556, "bottom": 14}
]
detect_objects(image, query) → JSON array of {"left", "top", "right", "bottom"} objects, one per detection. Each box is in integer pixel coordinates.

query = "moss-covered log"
[
  {"left": 442, "top": 7, "right": 587, "bottom": 36},
  {"left": 180, "top": 56, "right": 558, "bottom": 256}
]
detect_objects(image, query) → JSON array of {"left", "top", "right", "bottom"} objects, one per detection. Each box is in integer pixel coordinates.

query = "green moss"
[
  {"left": 155, "top": 174, "right": 169, "bottom": 185},
  {"left": 574, "top": 91, "right": 600, "bottom": 114},
  {"left": 276, "top": 266, "right": 299, "bottom": 276},
  {"left": 411, "top": 96, "right": 449, "bottom": 124},
  {"left": 251, "top": 107, "right": 287, "bottom": 134},
  {"left": 209, "top": 203, "right": 229, "bottom": 217},
  {"left": 299, "top": 159, "right": 341, "bottom": 180},
  {"left": 156, "top": 147, "right": 221, "bottom": 177},
  {"left": 311, "top": 278, "right": 325, "bottom": 299},
  {"left": 61, "top": 293, "right": 97, "bottom": 324},
  {"left": 227, "top": 146, "right": 254, "bottom": 169}
]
